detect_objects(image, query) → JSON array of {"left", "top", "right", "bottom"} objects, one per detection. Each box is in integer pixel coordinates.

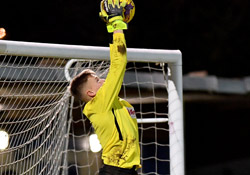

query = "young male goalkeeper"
[{"left": 69, "top": 0, "right": 140, "bottom": 174}]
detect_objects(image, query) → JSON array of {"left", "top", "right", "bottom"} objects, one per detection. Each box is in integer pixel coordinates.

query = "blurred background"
[{"left": 1, "top": 0, "right": 250, "bottom": 174}]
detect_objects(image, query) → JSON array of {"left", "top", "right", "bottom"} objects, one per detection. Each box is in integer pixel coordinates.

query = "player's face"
[{"left": 87, "top": 74, "right": 105, "bottom": 95}]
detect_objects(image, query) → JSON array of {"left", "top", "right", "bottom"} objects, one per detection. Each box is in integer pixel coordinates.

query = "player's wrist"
[
  {"left": 107, "top": 19, "right": 127, "bottom": 33},
  {"left": 113, "top": 30, "right": 123, "bottom": 34}
]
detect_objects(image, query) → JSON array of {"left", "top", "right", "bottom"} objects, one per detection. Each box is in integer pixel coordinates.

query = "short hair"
[{"left": 69, "top": 69, "right": 95, "bottom": 102}]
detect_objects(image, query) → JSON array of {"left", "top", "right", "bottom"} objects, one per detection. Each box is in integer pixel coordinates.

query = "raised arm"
[
  {"left": 84, "top": 0, "right": 135, "bottom": 114},
  {"left": 98, "top": 30, "right": 127, "bottom": 111}
]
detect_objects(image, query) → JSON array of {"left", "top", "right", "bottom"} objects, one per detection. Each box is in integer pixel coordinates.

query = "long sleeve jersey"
[{"left": 83, "top": 33, "right": 141, "bottom": 169}]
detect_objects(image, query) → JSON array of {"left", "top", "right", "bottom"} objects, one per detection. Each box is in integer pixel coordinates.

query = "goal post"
[{"left": 0, "top": 40, "right": 184, "bottom": 175}]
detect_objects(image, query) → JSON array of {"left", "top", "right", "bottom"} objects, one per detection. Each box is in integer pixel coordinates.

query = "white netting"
[
  {"left": 0, "top": 43, "right": 183, "bottom": 175},
  {"left": 0, "top": 55, "right": 70, "bottom": 175}
]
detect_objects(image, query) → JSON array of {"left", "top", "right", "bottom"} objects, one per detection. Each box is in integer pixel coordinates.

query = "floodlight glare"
[
  {"left": 0, "top": 130, "right": 9, "bottom": 150},
  {"left": 89, "top": 134, "right": 102, "bottom": 153},
  {"left": 0, "top": 28, "right": 6, "bottom": 39}
]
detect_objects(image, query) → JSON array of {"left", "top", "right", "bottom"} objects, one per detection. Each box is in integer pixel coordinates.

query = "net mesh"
[
  {"left": 0, "top": 55, "right": 170, "bottom": 175},
  {"left": 0, "top": 55, "right": 70, "bottom": 175}
]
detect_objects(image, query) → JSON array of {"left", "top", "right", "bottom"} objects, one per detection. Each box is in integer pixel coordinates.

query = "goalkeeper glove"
[{"left": 100, "top": 0, "right": 128, "bottom": 33}]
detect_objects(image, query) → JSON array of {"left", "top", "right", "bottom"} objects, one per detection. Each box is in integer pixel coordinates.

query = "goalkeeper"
[{"left": 69, "top": 0, "right": 140, "bottom": 174}]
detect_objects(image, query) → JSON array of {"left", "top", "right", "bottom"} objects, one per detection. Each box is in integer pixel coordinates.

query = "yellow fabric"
[
  {"left": 107, "top": 19, "right": 128, "bottom": 33},
  {"left": 83, "top": 33, "right": 141, "bottom": 169}
]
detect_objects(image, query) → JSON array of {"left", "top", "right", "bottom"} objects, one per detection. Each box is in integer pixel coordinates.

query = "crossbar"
[{"left": 0, "top": 40, "right": 182, "bottom": 100}]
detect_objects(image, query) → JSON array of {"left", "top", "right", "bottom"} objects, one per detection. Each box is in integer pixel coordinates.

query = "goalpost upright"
[{"left": 0, "top": 40, "right": 184, "bottom": 175}]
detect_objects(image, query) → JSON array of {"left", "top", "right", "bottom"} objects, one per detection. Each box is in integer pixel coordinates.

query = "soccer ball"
[
  {"left": 122, "top": 0, "right": 135, "bottom": 23},
  {"left": 100, "top": 0, "right": 135, "bottom": 23}
]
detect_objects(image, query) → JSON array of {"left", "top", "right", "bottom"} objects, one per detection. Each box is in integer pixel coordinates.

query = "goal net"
[{"left": 0, "top": 40, "right": 184, "bottom": 175}]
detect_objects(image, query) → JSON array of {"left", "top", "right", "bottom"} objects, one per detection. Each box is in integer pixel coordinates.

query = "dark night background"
[
  {"left": 1, "top": 0, "right": 250, "bottom": 174},
  {"left": 1, "top": 0, "right": 250, "bottom": 77}
]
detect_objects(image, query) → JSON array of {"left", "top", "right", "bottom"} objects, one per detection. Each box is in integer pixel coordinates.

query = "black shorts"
[{"left": 99, "top": 164, "right": 138, "bottom": 175}]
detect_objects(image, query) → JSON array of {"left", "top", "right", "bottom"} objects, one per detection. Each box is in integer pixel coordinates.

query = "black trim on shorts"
[{"left": 99, "top": 164, "right": 138, "bottom": 175}]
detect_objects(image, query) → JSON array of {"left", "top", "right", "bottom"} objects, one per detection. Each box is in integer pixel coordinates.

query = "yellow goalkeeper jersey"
[{"left": 83, "top": 33, "right": 141, "bottom": 169}]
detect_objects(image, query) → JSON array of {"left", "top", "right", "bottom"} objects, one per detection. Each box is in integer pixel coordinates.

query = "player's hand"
[{"left": 100, "top": 0, "right": 128, "bottom": 33}]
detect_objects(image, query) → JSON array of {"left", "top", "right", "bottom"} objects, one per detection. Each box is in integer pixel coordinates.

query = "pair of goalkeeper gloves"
[{"left": 100, "top": 0, "right": 128, "bottom": 33}]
